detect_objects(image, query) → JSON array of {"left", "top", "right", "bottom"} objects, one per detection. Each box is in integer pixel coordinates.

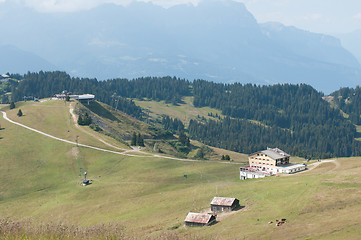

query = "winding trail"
[
  {"left": 1, "top": 110, "right": 243, "bottom": 165},
  {"left": 281, "top": 159, "right": 340, "bottom": 177},
  {"left": 306, "top": 159, "right": 340, "bottom": 171},
  {"left": 69, "top": 102, "right": 130, "bottom": 152}
]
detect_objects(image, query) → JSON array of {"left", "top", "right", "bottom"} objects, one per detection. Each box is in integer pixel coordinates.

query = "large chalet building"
[{"left": 246, "top": 147, "right": 305, "bottom": 176}]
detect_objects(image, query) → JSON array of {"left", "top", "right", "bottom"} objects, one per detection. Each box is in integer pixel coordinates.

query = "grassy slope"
[
  {"left": 1, "top": 101, "right": 361, "bottom": 239},
  {"left": 79, "top": 100, "right": 161, "bottom": 140},
  {"left": 134, "top": 97, "right": 305, "bottom": 163},
  {"left": 134, "top": 96, "right": 224, "bottom": 127},
  {"left": 5, "top": 100, "right": 129, "bottom": 150}
]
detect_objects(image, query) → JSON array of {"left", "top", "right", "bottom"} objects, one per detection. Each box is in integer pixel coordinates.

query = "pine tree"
[
  {"left": 139, "top": 134, "right": 144, "bottom": 147},
  {"left": 136, "top": 133, "right": 144, "bottom": 146},
  {"left": 17, "top": 109, "right": 23, "bottom": 117},
  {"left": 131, "top": 132, "right": 137, "bottom": 146},
  {"left": 77, "top": 115, "right": 83, "bottom": 125},
  {"left": 83, "top": 113, "right": 92, "bottom": 125},
  {"left": 178, "top": 131, "right": 189, "bottom": 146},
  {"left": 9, "top": 102, "right": 15, "bottom": 109},
  {"left": 195, "top": 148, "right": 204, "bottom": 159}
]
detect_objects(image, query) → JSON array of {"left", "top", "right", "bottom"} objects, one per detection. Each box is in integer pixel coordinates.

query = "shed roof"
[
  {"left": 250, "top": 148, "right": 290, "bottom": 160},
  {"left": 211, "top": 197, "right": 237, "bottom": 206},
  {"left": 184, "top": 212, "right": 213, "bottom": 224}
]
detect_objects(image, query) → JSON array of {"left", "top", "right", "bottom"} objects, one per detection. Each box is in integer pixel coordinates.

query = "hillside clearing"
[{"left": 134, "top": 96, "right": 224, "bottom": 126}]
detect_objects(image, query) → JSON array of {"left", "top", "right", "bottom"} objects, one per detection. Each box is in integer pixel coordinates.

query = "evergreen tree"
[
  {"left": 9, "top": 102, "right": 15, "bottom": 109},
  {"left": 136, "top": 133, "right": 145, "bottom": 147},
  {"left": 139, "top": 134, "right": 144, "bottom": 147},
  {"left": 17, "top": 109, "right": 23, "bottom": 117},
  {"left": 131, "top": 132, "right": 137, "bottom": 146},
  {"left": 83, "top": 113, "right": 92, "bottom": 125},
  {"left": 195, "top": 148, "right": 204, "bottom": 159},
  {"left": 178, "top": 130, "right": 189, "bottom": 146},
  {"left": 77, "top": 115, "right": 83, "bottom": 125},
  {"left": 77, "top": 113, "right": 92, "bottom": 126}
]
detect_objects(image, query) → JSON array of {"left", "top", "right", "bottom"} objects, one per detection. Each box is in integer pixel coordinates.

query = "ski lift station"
[{"left": 54, "top": 91, "right": 95, "bottom": 104}]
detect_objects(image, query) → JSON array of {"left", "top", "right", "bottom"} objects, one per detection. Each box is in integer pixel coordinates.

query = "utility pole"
[{"left": 76, "top": 135, "right": 79, "bottom": 147}]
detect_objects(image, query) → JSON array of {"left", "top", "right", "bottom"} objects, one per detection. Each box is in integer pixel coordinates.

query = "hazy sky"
[{"left": 1, "top": 0, "right": 361, "bottom": 34}]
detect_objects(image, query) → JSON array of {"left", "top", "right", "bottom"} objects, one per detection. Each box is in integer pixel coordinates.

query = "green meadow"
[
  {"left": 1, "top": 101, "right": 361, "bottom": 239},
  {"left": 134, "top": 96, "right": 224, "bottom": 127}
]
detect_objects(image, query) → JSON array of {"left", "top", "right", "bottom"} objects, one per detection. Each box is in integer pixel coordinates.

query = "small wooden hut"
[
  {"left": 184, "top": 212, "right": 216, "bottom": 227},
  {"left": 210, "top": 197, "right": 240, "bottom": 212}
]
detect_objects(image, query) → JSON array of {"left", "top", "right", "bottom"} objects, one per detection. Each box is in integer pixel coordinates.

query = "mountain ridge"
[{"left": 0, "top": 0, "right": 360, "bottom": 93}]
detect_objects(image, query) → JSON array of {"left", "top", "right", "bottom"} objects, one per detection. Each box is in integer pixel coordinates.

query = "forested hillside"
[
  {"left": 5, "top": 71, "right": 361, "bottom": 159},
  {"left": 190, "top": 80, "right": 360, "bottom": 158},
  {"left": 9, "top": 72, "right": 190, "bottom": 120},
  {"left": 331, "top": 87, "right": 361, "bottom": 125}
]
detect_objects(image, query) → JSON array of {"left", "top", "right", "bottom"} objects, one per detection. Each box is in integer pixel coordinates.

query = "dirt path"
[
  {"left": 1, "top": 110, "right": 243, "bottom": 165},
  {"left": 305, "top": 159, "right": 340, "bottom": 172},
  {"left": 281, "top": 159, "right": 340, "bottom": 177}
]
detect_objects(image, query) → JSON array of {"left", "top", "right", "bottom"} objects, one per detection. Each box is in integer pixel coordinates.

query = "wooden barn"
[
  {"left": 184, "top": 212, "right": 216, "bottom": 227},
  {"left": 211, "top": 197, "right": 240, "bottom": 212}
]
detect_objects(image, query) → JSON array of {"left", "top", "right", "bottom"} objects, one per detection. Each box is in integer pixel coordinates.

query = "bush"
[
  {"left": 89, "top": 123, "right": 102, "bottom": 132},
  {"left": 78, "top": 113, "right": 92, "bottom": 126},
  {"left": 195, "top": 148, "right": 204, "bottom": 159}
]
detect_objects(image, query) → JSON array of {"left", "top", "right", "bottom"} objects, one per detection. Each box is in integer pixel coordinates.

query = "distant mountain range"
[
  {"left": 337, "top": 30, "right": 361, "bottom": 66},
  {"left": 0, "top": 0, "right": 360, "bottom": 93},
  {"left": 0, "top": 45, "right": 56, "bottom": 74}
]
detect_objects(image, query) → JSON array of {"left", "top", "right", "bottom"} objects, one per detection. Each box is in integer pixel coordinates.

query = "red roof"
[
  {"left": 184, "top": 212, "right": 214, "bottom": 224},
  {"left": 211, "top": 197, "right": 237, "bottom": 206}
]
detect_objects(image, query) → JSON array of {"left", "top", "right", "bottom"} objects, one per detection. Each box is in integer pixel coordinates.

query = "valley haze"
[{"left": 0, "top": 0, "right": 361, "bottom": 93}]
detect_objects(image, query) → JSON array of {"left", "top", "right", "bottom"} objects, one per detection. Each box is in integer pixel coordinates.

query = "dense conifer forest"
[
  {"left": 3, "top": 71, "right": 361, "bottom": 158},
  {"left": 331, "top": 87, "right": 361, "bottom": 125},
  {"left": 189, "top": 80, "right": 361, "bottom": 158}
]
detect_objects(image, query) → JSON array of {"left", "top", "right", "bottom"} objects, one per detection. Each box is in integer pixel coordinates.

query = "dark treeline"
[
  {"left": 331, "top": 87, "right": 361, "bottom": 125},
  {"left": 161, "top": 116, "right": 185, "bottom": 133},
  {"left": 0, "top": 79, "right": 18, "bottom": 104},
  {"left": 7, "top": 71, "right": 361, "bottom": 158},
  {"left": 193, "top": 80, "right": 344, "bottom": 129},
  {"left": 188, "top": 117, "right": 360, "bottom": 159},
  {"left": 11, "top": 72, "right": 192, "bottom": 119},
  {"left": 104, "top": 76, "right": 191, "bottom": 103},
  {"left": 192, "top": 80, "right": 361, "bottom": 158}
]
